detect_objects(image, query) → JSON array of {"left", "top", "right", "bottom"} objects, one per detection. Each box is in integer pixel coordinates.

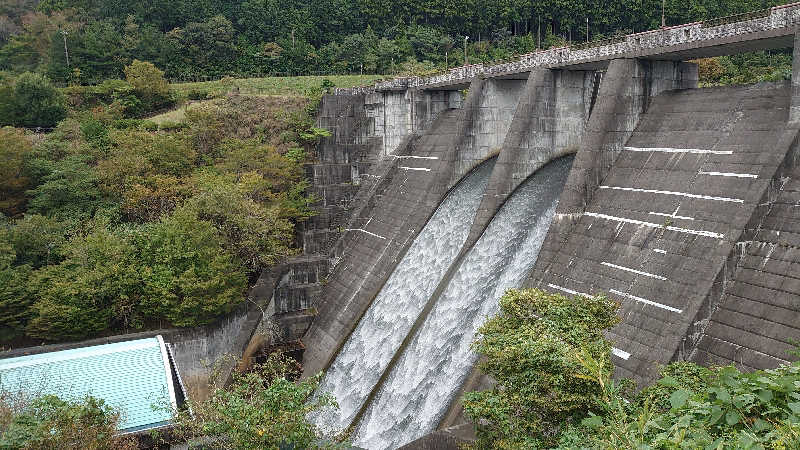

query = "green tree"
[
  {"left": 174, "top": 354, "right": 343, "bottom": 449},
  {"left": 0, "top": 127, "right": 33, "bottom": 217},
  {"left": 0, "top": 394, "right": 136, "bottom": 449},
  {"left": 3, "top": 214, "right": 69, "bottom": 268},
  {"left": 0, "top": 72, "right": 67, "bottom": 128},
  {"left": 134, "top": 209, "right": 247, "bottom": 327},
  {"left": 25, "top": 227, "right": 139, "bottom": 340},
  {"left": 167, "top": 15, "right": 236, "bottom": 77},
  {"left": 0, "top": 240, "right": 34, "bottom": 341},
  {"left": 123, "top": 59, "right": 172, "bottom": 114},
  {"left": 463, "top": 288, "right": 620, "bottom": 448},
  {"left": 25, "top": 155, "right": 108, "bottom": 222},
  {"left": 183, "top": 170, "right": 295, "bottom": 273}
]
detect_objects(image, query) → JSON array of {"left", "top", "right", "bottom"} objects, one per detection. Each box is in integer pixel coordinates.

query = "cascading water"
[
  {"left": 352, "top": 156, "right": 574, "bottom": 449},
  {"left": 310, "top": 159, "right": 496, "bottom": 434}
]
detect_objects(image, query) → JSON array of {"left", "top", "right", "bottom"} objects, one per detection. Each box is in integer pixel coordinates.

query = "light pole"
[
  {"left": 586, "top": 17, "right": 589, "bottom": 42},
  {"left": 463, "top": 36, "right": 469, "bottom": 66},
  {"left": 60, "top": 29, "right": 70, "bottom": 68},
  {"left": 662, "top": 0, "right": 666, "bottom": 27}
]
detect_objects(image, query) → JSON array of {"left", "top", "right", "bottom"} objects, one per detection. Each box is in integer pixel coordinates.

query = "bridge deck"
[{"left": 338, "top": 3, "right": 800, "bottom": 93}]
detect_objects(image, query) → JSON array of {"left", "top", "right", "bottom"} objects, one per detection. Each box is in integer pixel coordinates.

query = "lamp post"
[
  {"left": 662, "top": 0, "right": 666, "bottom": 27},
  {"left": 60, "top": 29, "right": 70, "bottom": 68},
  {"left": 464, "top": 36, "right": 469, "bottom": 66}
]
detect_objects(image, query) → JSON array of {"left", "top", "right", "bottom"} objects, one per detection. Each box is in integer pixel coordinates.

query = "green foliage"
[
  {"left": 123, "top": 59, "right": 173, "bottom": 115},
  {"left": 25, "top": 226, "right": 138, "bottom": 340},
  {"left": 0, "top": 241, "right": 34, "bottom": 340},
  {"left": 182, "top": 171, "right": 296, "bottom": 272},
  {"left": 0, "top": 0, "right": 791, "bottom": 83},
  {"left": 0, "top": 72, "right": 66, "bottom": 128},
  {"left": 174, "top": 353, "right": 344, "bottom": 449},
  {"left": 558, "top": 359, "right": 800, "bottom": 449},
  {"left": 0, "top": 85, "right": 314, "bottom": 344},
  {"left": 463, "top": 288, "right": 621, "bottom": 448},
  {"left": 133, "top": 209, "right": 247, "bottom": 327},
  {"left": 0, "top": 127, "right": 33, "bottom": 217},
  {"left": 696, "top": 52, "right": 792, "bottom": 86},
  {"left": 0, "top": 394, "right": 136, "bottom": 449},
  {"left": 469, "top": 289, "right": 800, "bottom": 449},
  {"left": 25, "top": 155, "right": 109, "bottom": 222},
  {"left": 2, "top": 214, "right": 70, "bottom": 269}
]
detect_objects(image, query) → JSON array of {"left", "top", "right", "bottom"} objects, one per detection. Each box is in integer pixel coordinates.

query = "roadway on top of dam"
[{"left": 338, "top": 2, "right": 800, "bottom": 92}]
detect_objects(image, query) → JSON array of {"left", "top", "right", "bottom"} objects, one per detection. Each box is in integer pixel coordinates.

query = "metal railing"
[{"left": 337, "top": 2, "right": 800, "bottom": 95}]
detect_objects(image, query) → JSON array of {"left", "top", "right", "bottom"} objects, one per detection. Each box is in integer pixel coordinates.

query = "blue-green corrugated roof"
[{"left": 0, "top": 336, "right": 178, "bottom": 433}]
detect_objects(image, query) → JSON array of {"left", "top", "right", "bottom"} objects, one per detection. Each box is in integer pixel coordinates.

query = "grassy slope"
[
  {"left": 170, "top": 74, "right": 386, "bottom": 97},
  {"left": 150, "top": 75, "right": 385, "bottom": 124}
]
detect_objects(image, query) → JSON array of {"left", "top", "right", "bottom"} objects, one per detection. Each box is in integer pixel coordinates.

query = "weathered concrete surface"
[
  {"left": 366, "top": 89, "right": 462, "bottom": 155},
  {"left": 397, "top": 424, "right": 475, "bottom": 450},
  {"left": 466, "top": 69, "right": 596, "bottom": 248},
  {"left": 302, "top": 78, "right": 503, "bottom": 378},
  {"left": 688, "top": 39, "right": 800, "bottom": 370},
  {"left": 528, "top": 81, "right": 795, "bottom": 385},
  {"left": 690, "top": 163, "right": 800, "bottom": 370}
]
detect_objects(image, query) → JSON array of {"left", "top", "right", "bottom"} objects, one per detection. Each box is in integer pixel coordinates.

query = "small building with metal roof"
[{"left": 0, "top": 335, "right": 187, "bottom": 434}]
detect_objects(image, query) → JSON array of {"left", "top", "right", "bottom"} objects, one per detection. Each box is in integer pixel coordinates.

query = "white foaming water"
[
  {"left": 353, "top": 156, "right": 573, "bottom": 449},
  {"left": 310, "top": 159, "right": 495, "bottom": 434}
]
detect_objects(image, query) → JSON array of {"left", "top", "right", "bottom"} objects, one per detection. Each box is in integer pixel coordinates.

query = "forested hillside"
[
  {"left": 0, "top": 0, "right": 792, "bottom": 83},
  {"left": 0, "top": 60, "right": 345, "bottom": 346}
]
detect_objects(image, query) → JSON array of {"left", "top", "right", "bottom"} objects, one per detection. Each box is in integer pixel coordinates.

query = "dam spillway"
[
  {"left": 310, "top": 159, "right": 496, "bottom": 434},
  {"left": 353, "top": 156, "right": 573, "bottom": 449},
  {"left": 293, "top": 27, "right": 800, "bottom": 450}
]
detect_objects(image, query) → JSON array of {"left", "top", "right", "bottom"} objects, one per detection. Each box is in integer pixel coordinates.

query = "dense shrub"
[
  {"left": 0, "top": 73, "right": 67, "bottom": 128},
  {"left": 466, "top": 288, "right": 800, "bottom": 449},
  {"left": 133, "top": 210, "right": 247, "bottom": 327},
  {"left": 25, "top": 227, "right": 138, "bottom": 340},
  {"left": 0, "top": 394, "right": 136, "bottom": 449},
  {"left": 174, "top": 354, "right": 342, "bottom": 449},
  {"left": 123, "top": 60, "right": 173, "bottom": 115},
  {"left": 557, "top": 359, "right": 800, "bottom": 449},
  {"left": 25, "top": 155, "right": 109, "bottom": 222},
  {"left": 0, "top": 127, "right": 33, "bottom": 217},
  {"left": 464, "top": 289, "right": 621, "bottom": 448},
  {"left": 0, "top": 92, "right": 315, "bottom": 343}
]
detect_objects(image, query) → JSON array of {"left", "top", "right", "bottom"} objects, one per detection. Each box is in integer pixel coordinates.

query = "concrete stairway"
[{"left": 530, "top": 82, "right": 795, "bottom": 384}]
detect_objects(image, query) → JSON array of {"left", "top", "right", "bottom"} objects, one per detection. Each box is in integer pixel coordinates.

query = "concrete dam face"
[{"left": 290, "top": 27, "right": 800, "bottom": 449}]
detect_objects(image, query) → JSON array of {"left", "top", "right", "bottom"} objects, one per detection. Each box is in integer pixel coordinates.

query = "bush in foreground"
[
  {"left": 173, "top": 354, "right": 346, "bottom": 449},
  {"left": 0, "top": 394, "right": 135, "bottom": 449},
  {"left": 465, "top": 288, "right": 800, "bottom": 449}
]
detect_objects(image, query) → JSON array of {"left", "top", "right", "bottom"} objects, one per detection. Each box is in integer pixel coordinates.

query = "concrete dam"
[{"left": 279, "top": 5, "right": 800, "bottom": 448}]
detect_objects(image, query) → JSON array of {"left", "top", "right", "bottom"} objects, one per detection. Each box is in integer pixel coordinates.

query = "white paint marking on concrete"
[
  {"left": 601, "top": 262, "right": 667, "bottom": 281},
  {"left": 547, "top": 283, "right": 592, "bottom": 298},
  {"left": 399, "top": 166, "right": 432, "bottom": 172},
  {"left": 624, "top": 146, "right": 733, "bottom": 155},
  {"left": 610, "top": 289, "right": 683, "bottom": 313},
  {"left": 345, "top": 228, "right": 387, "bottom": 240},
  {"left": 394, "top": 155, "right": 439, "bottom": 160},
  {"left": 649, "top": 211, "right": 695, "bottom": 221},
  {"left": 585, "top": 212, "right": 724, "bottom": 239},
  {"left": 599, "top": 185, "right": 744, "bottom": 203},
  {"left": 653, "top": 248, "right": 667, "bottom": 254},
  {"left": 650, "top": 206, "right": 693, "bottom": 221},
  {"left": 611, "top": 347, "right": 631, "bottom": 360},
  {"left": 698, "top": 170, "right": 758, "bottom": 178}
]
